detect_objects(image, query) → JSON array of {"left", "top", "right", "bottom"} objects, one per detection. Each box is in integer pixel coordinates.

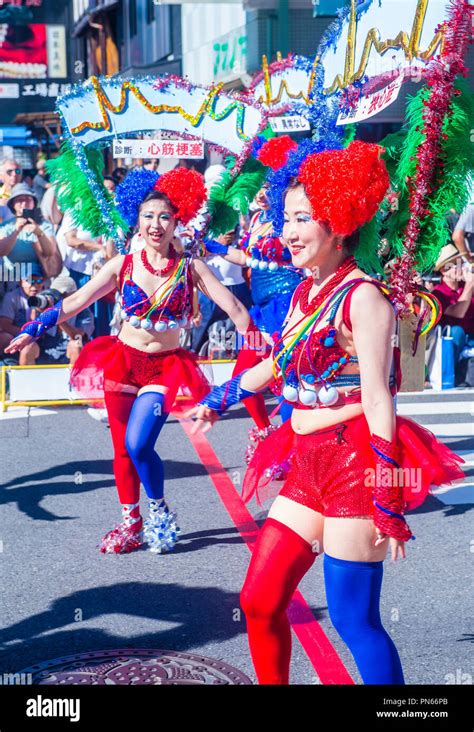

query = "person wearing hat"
[
  {"left": 0, "top": 183, "right": 62, "bottom": 278},
  {"left": 432, "top": 243, "right": 474, "bottom": 384},
  {"left": 0, "top": 270, "right": 94, "bottom": 366}
]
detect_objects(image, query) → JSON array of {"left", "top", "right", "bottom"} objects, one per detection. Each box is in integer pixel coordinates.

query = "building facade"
[{"left": 0, "top": 0, "right": 72, "bottom": 125}]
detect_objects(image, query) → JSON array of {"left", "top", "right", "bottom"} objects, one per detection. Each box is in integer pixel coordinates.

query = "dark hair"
[
  {"left": 104, "top": 175, "right": 115, "bottom": 184},
  {"left": 139, "top": 190, "right": 177, "bottom": 216},
  {"left": 344, "top": 229, "right": 360, "bottom": 253}
]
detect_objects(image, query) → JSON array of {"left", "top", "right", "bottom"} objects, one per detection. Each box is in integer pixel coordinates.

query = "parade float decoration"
[
  {"left": 46, "top": 75, "right": 268, "bottom": 251},
  {"left": 313, "top": 0, "right": 472, "bottom": 312}
]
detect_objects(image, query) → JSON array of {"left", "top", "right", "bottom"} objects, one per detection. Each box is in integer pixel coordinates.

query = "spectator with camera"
[
  {"left": 0, "top": 183, "right": 62, "bottom": 279},
  {"left": 432, "top": 243, "right": 474, "bottom": 385},
  {"left": 0, "top": 266, "right": 94, "bottom": 366},
  {"left": 0, "top": 263, "right": 49, "bottom": 364}
]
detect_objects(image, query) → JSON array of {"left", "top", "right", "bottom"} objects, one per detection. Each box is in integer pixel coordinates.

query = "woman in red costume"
[
  {"left": 6, "top": 167, "right": 251, "bottom": 555},
  {"left": 186, "top": 141, "right": 465, "bottom": 684}
]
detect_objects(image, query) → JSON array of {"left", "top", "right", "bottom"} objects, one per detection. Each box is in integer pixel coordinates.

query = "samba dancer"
[
  {"left": 186, "top": 141, "right": 465, "bottom": 684},
  {"left": 7, "top": 167, "right": 252, "bottom": 555}
]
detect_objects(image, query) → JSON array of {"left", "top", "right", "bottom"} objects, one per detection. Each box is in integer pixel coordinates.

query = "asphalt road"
[{"left": 0, "top": 390, "right": 473, "bottom": 685}]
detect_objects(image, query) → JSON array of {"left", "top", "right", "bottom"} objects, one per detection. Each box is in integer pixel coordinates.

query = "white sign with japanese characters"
[
  {"left": 269, "top": 115, "right": 310, "bottom": 133},
  {"left": 59, "top": 78, "right": 264, "bottom": 155},
  {"left": 46, "top": 26, "right": 67, "bottom": 79},
  {"left": 112, "top": 138, "right": 205, "bottom": 159}
]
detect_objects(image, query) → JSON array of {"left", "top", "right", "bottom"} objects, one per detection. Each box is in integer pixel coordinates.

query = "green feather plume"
[
  {"left": 342, "top": 124, "right": 356, "bottom": 147},
  {"left": 46, "top": 140, "right": 127, "bottom": 238},
  {"left": 356, "top": 212, "right": 385, "bottom": 275},
  {"left": 382, "top": 79, "right": 474, "bottom": 272},
  {"left": 207, "top": 156, "right": 268, "bottom": 237}
]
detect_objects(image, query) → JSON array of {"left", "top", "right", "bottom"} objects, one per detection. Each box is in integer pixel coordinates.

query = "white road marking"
[
  {"left": 431, "top": 482, "right": 474, "bottom": 505},
  {"left": 397, "top": 401, "right": 474, "bottom": 416},
  {"left": 0, "top": 407, "right": 57, "bottom": 421}
]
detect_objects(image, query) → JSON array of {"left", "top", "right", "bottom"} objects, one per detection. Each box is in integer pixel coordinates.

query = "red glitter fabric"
[
  {"left": 241, "top": 413, "right": 465, "bottom": 513},
  {"left": 298, "top": 141, "right": 390, "bottom": 236},
  {"left": 257, "top": 135, "right": 298, "bottom": 170},
  {"left": 70, "top": 336, "right": 210, "bottom": 411},
  {"left": 155, "top": 168, "right": 207, "bottom": 224}
]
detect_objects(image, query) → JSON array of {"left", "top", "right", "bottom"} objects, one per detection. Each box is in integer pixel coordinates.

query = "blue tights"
[
  {"left": 324, "top": 554, "right": 405, "bottom": 684},
  {"left": 125, "top": 391, "right": 169, "bottom": 501}
]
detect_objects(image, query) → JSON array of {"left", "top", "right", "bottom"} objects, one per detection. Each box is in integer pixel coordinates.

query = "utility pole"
[{"left": 278, "top": 0, "right": 289, "bottom": 57}]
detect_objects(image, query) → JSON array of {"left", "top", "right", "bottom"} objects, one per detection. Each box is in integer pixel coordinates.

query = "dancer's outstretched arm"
[
  {"left": 185, "top": 356, "right": 275, "bottom": 434},
  {"left": 5, "top": 255, "right": 123, "bottom": 354}
]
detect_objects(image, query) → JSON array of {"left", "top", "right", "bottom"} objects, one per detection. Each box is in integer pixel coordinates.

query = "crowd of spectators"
[{"left": 0, "top": 154, "right": 473, "bottom": 387}]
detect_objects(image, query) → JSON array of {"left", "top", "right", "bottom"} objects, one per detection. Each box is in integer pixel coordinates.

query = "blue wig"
[{"left": 115, "top": 168, "right": 160, "bottom": 230}]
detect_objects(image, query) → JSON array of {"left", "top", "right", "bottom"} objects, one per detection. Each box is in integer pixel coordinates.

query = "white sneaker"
[{"left": 87, "top": 407, "right": 109, "bottom": 423}]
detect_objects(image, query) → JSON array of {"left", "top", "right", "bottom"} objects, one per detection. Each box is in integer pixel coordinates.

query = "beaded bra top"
[
  {"left": 270, "top": 268, "right": 397, "bottom": 409},
  {"left": 118, "top": 253, "right": 194, "bottom": 332},
  {"left": 240, "top": 211, "right": 295, "bottom": 272}
]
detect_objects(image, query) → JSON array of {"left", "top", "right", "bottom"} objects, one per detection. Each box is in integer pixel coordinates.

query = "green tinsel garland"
[{"left": 46, "top": 140, "right": 127, "bottom": 238}]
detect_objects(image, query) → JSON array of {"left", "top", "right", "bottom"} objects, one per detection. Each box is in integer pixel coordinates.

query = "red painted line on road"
[{"left": 178, "top": 413, "right": 354, "bottom": 685}]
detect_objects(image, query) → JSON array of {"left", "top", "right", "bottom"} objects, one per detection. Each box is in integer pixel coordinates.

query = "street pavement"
[{"left": 0, "top": 389, "right": 472, "bottom": 685}]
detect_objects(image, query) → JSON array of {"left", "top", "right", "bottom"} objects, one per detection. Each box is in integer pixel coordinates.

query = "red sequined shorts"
[
  {"left": 278, "top": 417, "right": 374, "bottom": 517},
  {"left": 241, "top": 413, "right": 464, "bottom": 516},
  {"left": 70, "top": 335, "right": 210, "bottom": 411}
]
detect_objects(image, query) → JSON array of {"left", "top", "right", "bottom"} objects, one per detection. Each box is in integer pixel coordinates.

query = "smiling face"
[
  {"left": 138, "top": 196, "right": 177, "bottom": 252},
  {"left": 283, "top": 185, "right": 338, "bottom": 269}
]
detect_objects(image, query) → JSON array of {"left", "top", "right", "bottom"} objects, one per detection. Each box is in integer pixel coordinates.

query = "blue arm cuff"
[
  {"left": 204, "top": 238, "right": 228, "bottom": 255},
  {"left": 199, "top": 373, "right": 256, "bottom": 416},
  {"left": 17, "top": 301, "right": 62, "bottom": 340}
]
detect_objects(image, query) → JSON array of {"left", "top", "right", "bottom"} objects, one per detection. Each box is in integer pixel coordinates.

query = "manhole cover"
[{"left": 19, "top": 649, "right": 252, "bottom": 685}]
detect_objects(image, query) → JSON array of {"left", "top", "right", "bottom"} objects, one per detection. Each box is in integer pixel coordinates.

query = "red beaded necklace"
[
  {"left": 298, "top": 256, "right": 357, "bottom": 315},
  {"left": 141, "top": 246, "right": 177, "bottom": 276}
]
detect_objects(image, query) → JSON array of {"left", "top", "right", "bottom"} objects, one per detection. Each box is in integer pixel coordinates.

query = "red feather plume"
[{"left": 155, "top": 168, "right": 207, "bottom": 224}]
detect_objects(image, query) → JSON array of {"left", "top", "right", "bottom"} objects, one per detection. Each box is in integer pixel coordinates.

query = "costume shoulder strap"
[
  {"left": 341, "top": 278, "right": 393, "bottom": 332},
  {"left": 118, "top": 253, "right": 133, "bottom": 290}
]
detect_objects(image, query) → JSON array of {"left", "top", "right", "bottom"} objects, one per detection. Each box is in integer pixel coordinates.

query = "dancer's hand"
[
  {"left": 374, "top": 531, "right": 406, "bottom": 560},
  {"left": 5, "top": 332, "right": 34, "bottom": 353},
  {"left": 184, "top": 404, "right": 220, "bottom": 434}
]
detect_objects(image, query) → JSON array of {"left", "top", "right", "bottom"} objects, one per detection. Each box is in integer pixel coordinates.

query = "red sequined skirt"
[
  {"left": 70, "top": 336, "right": 210, "bottom": 411},
  {"left": 241, "top": 413, "right": 465, "bottom": 516}
]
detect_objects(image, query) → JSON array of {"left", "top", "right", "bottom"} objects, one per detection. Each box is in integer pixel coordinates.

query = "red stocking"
[
  {"left": 232, "top": 345, "right": 270, "bottom": 429},
  {"left": 104, "top": 390, "right": 140, "bottom": 509},
  {"left": 240, "top": 518, "right": 318, "bottom": 684}
]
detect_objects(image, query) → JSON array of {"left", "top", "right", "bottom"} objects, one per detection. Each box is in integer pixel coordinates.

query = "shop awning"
[{"left": 0, "top": 125, "right": 35, "bottom": 147}]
